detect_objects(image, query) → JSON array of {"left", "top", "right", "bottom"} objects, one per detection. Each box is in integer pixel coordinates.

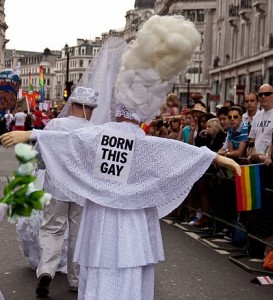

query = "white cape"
[{"left": 33, "top": 122, "right": 216, "bottom": 218}]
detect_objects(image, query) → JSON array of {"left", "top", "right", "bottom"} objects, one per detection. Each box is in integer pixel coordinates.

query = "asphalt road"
[{"left": 1, "top": 146, "right": 273, "bottom": 300}]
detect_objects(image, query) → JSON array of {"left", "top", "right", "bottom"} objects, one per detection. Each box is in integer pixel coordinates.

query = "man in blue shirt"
[{"left": 225, "top": 106, "right": 249, "bottom": 159}]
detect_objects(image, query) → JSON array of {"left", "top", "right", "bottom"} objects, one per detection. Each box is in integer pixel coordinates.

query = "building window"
[
  {"left": 187, "top": 10, "right": 195, "bottom": 22},
  {"left": 93, "top": 47, "right": 100, "bottom": 56},
  {"left": 269, "top": 33, "right": 273, "bottom": 49},
  {"left": 180, "top": 92, "right": 188, "bottom": 106},
  {"left": 269, "top": 67, "right": 273, "bottom": 86},
  {"left": 225, "top": 77, "right": 235, "bottom": 101},
  {"left": 197, "top": 10, "right": 205, "bottom": 22},
  {"left": 241, "top": 23, "right": 245, "bottom": 58},
  {"left": 79, "top": 60, "right": 83, "bottom": 67},
  {"left": 250, "top": 72, "right": 262, "bottom": 93}
]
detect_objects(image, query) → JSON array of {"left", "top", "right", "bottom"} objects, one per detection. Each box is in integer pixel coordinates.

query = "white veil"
[{"left": 58, "top": 37, "right": 128, "bottom": 125}]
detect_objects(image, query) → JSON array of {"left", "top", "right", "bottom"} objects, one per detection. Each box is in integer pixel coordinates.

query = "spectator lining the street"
[
  {"left": 180, "top": 113, "right": 193, "bottom": 142},
  {"left": 223, "top": 100, "right": 235, "bottom": 108},
  {"left": 194, "top": 113, "right": 215, "bottom": 147},
  {"left": 217, "top": 106, "right": 231, "bottom": 156},
  {"left": 188, "top": 106, "right": 207, "bottom": 145},
  {"left": 224, "top": 106, "right": 249, "bottom": 159},
  {"left": 204, "top": 118, "right": 227, "bottom": 152},
  {"left": 247, "top": 84, "right": 273, "bottom": 163},
  {"left": 242, "top": 92, "right": 259, "bottom": 130},
  {"left": 162, "top": 93, "right": 180, "bottom": 119}
]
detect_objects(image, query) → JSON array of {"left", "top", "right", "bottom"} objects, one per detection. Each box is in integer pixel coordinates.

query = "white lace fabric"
[
  {"left": 115, "top": 103, "right": 141, "bottom": 122},
  {"left": 34, "top": 122, "right": 216, "bottom": 218},
  {"left": 74, "top": 201, "right": 164, "bottom": 268}
]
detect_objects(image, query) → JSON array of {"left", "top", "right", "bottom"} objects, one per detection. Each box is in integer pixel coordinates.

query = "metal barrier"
[{"left": 173, "top": 165, "right": 273, "bottom": 275}]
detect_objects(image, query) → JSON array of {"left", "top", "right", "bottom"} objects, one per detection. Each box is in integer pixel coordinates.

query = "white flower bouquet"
[{"left": 0, "top": 143, "right": 51, "bottom": 223}]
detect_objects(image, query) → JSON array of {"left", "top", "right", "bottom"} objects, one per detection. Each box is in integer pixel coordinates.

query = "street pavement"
[{"left": 1, "top": 146, "right": 273, "bottom": 299}]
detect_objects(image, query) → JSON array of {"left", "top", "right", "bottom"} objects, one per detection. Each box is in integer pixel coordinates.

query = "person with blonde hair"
[
  {"left": 164, "top": 93, "right": 180, "bottom": 117},
  {"left": 205, "top": 118, "right": 227, "bottom": 152},
  {"left": 191, "top": 117, "right": 227, "bottom": 228}
]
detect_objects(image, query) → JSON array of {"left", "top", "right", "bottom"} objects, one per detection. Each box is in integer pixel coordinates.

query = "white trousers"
[
  {"left": 36, "top": 198, "right": 83, "bottom": 287},
  {"left": 78, "top": 265, "right": 155, "bottom": 300}
]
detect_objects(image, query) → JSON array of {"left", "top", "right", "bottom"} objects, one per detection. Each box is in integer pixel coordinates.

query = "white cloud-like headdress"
[{"left": 115, "top": 15, "right": 201, "bottom": 122}]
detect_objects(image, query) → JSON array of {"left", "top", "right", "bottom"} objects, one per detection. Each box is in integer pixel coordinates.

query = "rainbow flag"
[
  {"left": 39, "top": 66, "right": 45, "bottom": 101},
  {"left": 235, "top": 164, "right": 263, "bottom": 211}
]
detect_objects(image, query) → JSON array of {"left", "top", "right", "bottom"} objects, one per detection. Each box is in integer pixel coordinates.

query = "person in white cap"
[
  {"left": 0, "top": 16, "right": 241, "bottom": 300},
  {"left": 24, "top": 86, "right": 98, "bottom": 297}
]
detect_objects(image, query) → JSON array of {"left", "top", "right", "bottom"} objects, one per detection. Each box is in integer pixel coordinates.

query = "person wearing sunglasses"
[
  {"left": 248, "top": 84, "right": 273, "bottom": 162},
  {"left": 224, "top": 106, "right": 249, "bottom": 159}
]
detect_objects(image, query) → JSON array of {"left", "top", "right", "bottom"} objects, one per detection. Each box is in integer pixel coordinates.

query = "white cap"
[{"left": 70, "top": 86, "right": 99, "bottom": 108}]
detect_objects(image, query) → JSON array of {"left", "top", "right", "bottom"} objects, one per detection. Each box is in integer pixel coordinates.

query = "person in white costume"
[
  {"left": 34, "top": 86, "right": 98, "bottom": 297},
  {"left": 0, "top": 15, "right": 241, "bottom": 300}
]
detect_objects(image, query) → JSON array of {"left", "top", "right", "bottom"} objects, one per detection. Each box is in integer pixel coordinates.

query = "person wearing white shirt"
[
  {"left": 242, "top": 92, "right": 259, "bottom": 128},
  {"left": 248, "top": 84, "right": 273, "bottom": 161},
  {"left": 4, "top": 110, "right": 14, "bottom": 131},
  {"left": 14, "top": 107, "right": 26, "bottom": 130}
]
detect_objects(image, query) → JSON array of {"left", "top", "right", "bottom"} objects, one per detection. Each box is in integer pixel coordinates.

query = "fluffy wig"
[{"left": 115, "top": 15, "right": 201, "bottom": 122}]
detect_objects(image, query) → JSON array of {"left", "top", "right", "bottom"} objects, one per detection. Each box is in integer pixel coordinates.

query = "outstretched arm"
[
  {"left": 214, "top": 154, "right": 241, "bottom": 176},
  {"left": 0, "top": 131, "right": 32, "bottom": 148}
]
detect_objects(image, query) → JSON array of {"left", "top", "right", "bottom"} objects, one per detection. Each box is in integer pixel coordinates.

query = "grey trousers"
[{"left": 36, "top": 198, "right": 83, "bottom": 287}]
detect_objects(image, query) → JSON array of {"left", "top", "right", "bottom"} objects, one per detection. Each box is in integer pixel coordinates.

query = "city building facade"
[
  {"left": 5, "top": 48, "right": 61, "bottom": 102},
  {"left": 0, "top": 0, "right": 8, "bottom": 70},
  {"left": 209, "top": 0, "right": 273, "bottom": 108},
  {"left": 154, "top": 0, "right": 217, "bottom": 108},
  {"left": 3, "top": 0, "right": 273, "bottom": 113},
  {"left": 125, "top": 0, "right": 219, "bottom": 109},
  {"left": 4, "top": 37, "right": 103, "bottom": 106},
  {"left": 123, "top": 0, "right": 155, "bottom": 42},
  {"left": 54, "top": 38, "right": 102, "bottom": 104}
]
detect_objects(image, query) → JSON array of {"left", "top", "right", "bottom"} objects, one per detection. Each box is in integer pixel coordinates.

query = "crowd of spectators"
[
  {"left": 1, "top": 86, "right": 273, "bottom": 228},
  {"left": 0, "top": 105, "right": 60, "bottom": 136},
  {"left": 142, "top": 84, "right": 273, "bottom": 227}
]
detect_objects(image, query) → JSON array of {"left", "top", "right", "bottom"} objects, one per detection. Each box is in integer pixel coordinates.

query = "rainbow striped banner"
[
  {"left": 235, "top": 164, "right": 263, "bottom": 211},
  {"left": 39, "top": 66, "right": 45, "bottom": 101}
]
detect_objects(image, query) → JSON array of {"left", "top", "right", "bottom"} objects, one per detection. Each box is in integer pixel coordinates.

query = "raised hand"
[{"left": 0, "top": 131, "right": 32, "bottom": 148}]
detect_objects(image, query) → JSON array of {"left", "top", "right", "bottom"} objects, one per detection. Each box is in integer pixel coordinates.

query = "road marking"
[{"left": 162, "top": 219, "right": 230, "bottom": 255}]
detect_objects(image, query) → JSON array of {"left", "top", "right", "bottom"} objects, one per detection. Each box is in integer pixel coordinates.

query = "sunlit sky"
[{"left": 5, "top": 0, "right": 136, "bottom": 52}]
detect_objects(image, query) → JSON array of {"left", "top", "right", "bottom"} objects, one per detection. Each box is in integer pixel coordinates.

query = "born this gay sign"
[{"left": 235, "top": 164, "right": 263, "bottom": 212}]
